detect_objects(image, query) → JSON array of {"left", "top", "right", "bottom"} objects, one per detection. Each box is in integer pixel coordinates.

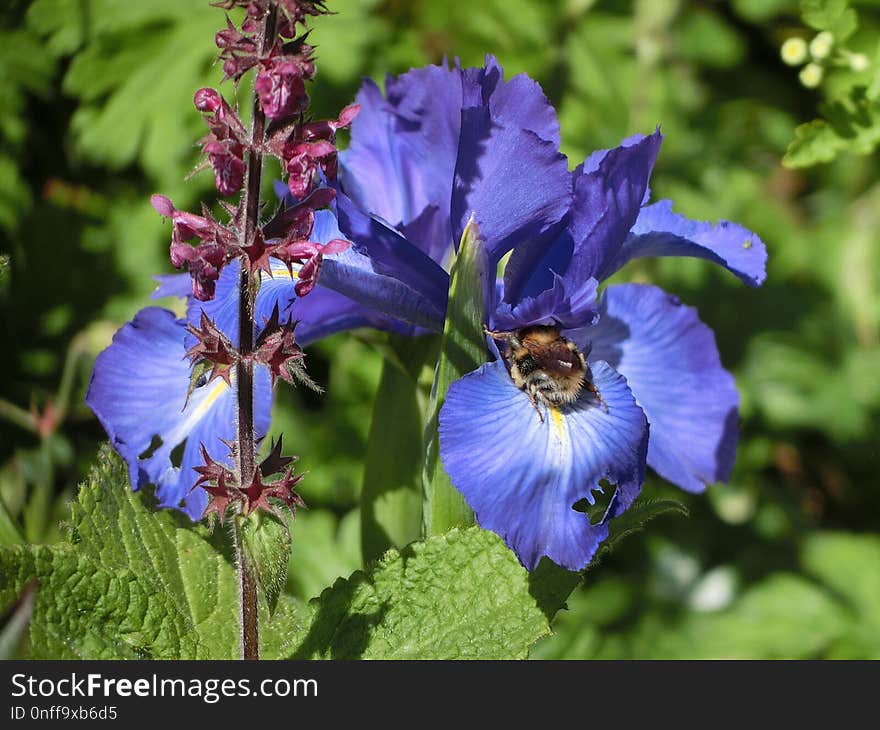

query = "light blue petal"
[
  {"left": 586, "top": 283, "right": 739, "bottom": 493},
  {"left": 86, "top": 307, "right": 273, "bottom": 520},
  {"left": 151, "top": 273, "right": 191, "bottom": 299},
  {"left": 439, "top": 359, "right": 648, "bottom": 571}
]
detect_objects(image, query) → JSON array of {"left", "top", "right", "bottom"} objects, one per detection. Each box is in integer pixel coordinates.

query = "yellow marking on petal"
[
  {"left": 742, "top": 239, "right": 752, "bottom": 250},
  {"left": 265, "top": 262, "right": 299, "bottom": 281},
  {"left": 179, "top": 378, "right": 229, "bottom": 435},
  {"left": 550, "top": 407, "right": 565, "bottom": 440}
]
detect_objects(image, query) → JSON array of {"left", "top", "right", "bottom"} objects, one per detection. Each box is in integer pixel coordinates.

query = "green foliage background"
[{"left": 1, "top": 0, "right": 879, "bottom": 658}]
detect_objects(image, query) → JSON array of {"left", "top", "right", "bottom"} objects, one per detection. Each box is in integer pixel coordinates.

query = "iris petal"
[
  {"left": 338, "top": 63, "right": 461, "bottom": 255},
  {"left": 186, "top": 259, "right": 300, "bottom": 348},
  {"left": 492, "top": 275, "right": 599, "bottom": 331},
  {"left": 611, "top": 199, "right": 768, "bottom": 287},
  {"left": 586, "top": 283, "right": 739, "bottom": 493},
  {"left": 151, "top": 273, "right": 191, "bottom": 300},
  {"left": 467, "top": 55, "right": 561, "bottom": 146},
  {"left": 335, "top": 192, "right": 450, "bottom": 315},
  {"left": 185, "top": 209, "right": 423, "bottom": 343},
  {"left": 504, "top": 131, "right": 661, "bottom": 302},
  {"left": 292, "top": 285, "right": 415, "bottom": 346},
  {"left": 318, "top": 243, "right": 446, "bottom": 332},
  {"left": 439, "top": 359, "right": 648, "bottom": 571},
  {"left": 452, "top": 60, "right": 571, "bottom": 261},
  {"left": 85, "top": 307, "right": 273, "bottom": 519}
]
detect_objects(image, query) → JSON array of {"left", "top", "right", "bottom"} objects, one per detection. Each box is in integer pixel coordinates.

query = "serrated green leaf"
[
  {"left": 783, "top": 87, "right": 880, "bottom": 167},
  {"left": 591, "top": 497, "right": 689, "bottom": 565},
  {"left": 291, "top": 527, "right": 558, "bottom": 659},
  {"left": 0, "top": 446, "right": 306, "bottom": 659},
  {"left": 0, "top": 545, "right": 198, "bottom": 659},
  {"left": 422, "top": 218, "right": 487, "bottom": 537}
]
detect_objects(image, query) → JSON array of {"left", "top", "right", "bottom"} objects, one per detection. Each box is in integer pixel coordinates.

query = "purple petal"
[
  {"left": 85, "top": 307, "right": 273, "bottom": 519},
  {"left": 439, "top": 359, "right": 648, "bottom": 571},
  {"left": 187, "top": 209, "right": 418, "bottom": 344},
  {"left": 586, "top": 283, "right": 739, "bottom": 493},
  {"left": 335, "top": 192, "right": 450, "bottom": 319},
  {"left": 318, "top": 245, "right": 446, "bottom": 333},
  {"left": 190, "top": 257, "right": 416, "bottom": 347},
  {"left": 492, "top": 275, "right": 599, "bottom": 331},
  {"left": 338, "top": 63, "right": 462, "bottom": 256},
  {"left": 472, "top": 55, "right": 561, "bottom": 146},
  {"left": 613, "top": 199, "right": 768, "bottom": 287},
  {"left": 292, "top": 285, "right": 416, "bottom": 346},
  {"left": 452, "top": 59, "right": 571, "bottom": 261},
  {"left": 504, "top": 130, "right": 662, "bottom": 301}
]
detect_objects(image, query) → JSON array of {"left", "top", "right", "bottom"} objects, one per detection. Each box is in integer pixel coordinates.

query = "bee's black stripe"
[{"left": 516, "top": 355, "right": 539, "bottom": 376}]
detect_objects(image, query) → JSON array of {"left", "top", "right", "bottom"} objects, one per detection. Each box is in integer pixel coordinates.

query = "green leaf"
[
  {"left": 0, "top": 491, "right": 23, "bottom": 548},
  {"left": 361, "top": 335, "right": 437, "bottom": 564},
  {"left": 0, "top": 545, "right": 199, "bottom": 659},
  {"left": 28, "top": 0, "right": 225, "bottom": 188},
  {"left": 291, "top": 527, "right": 558, "bottom": 659},
  {"left": 0, "top": 446, "right": 306, "bottom": 659},
  {"left": 800, "top": 0, "right": 857, "bottom": 41},
  {"left": 591, "top": 497, "right": 689, "bottom": 565},
  {"left": 421, "top": 218, "right": 488, "bottom": 537},
  {"left": 240, "top": 512, "right": 292, "bottom": 616},
  {"left": 803, "top": 532, "right": 880, "bottom": 657},
  {"left": 285, "top": 509, "right": 361, "bottom": 601},
  {"left": 783, "top": 87, "right": 880, "bottom": 168}
]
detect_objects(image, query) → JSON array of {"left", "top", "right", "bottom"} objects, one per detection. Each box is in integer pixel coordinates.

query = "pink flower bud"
[
  {"left": 194, "top": 88, "right": 222, "bottom": 114},
  {"left": 151, "top": 194, "right": 175, "bottom": 218}
]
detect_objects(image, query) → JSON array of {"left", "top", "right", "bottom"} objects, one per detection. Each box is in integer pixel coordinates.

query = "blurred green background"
[{"left": 1, "top": 0, "right": 879, "bottom": 658}]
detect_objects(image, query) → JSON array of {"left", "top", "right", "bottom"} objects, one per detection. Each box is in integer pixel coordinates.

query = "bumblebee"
[{"left": 485, "top": 324, "right": 607, "bottom": 420}]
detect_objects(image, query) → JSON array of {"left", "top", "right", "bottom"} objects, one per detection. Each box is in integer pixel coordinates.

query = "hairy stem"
[
  {"left": 232, "top": 518, "right": 259, "bottom": 660},
  {"left": 235, "top": 2, "right": 278, "bottom": 661}
]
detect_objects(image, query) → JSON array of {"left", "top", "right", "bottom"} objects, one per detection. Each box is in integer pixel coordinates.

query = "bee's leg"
[
  {"left": 525, "top": 387, "right": 545, "bottom": 423},
  {"left": 483, "top": 326, "right": 515, "bottom": 344},
  {"left": 585, "top": 380, "right": 609, "bottom": 413}
]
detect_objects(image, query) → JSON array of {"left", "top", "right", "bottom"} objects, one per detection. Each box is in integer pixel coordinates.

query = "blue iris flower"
[
  {"left": 316, "top": 57, "right": 767, "bottom": 571},
  {"left": 439, "top": 129, "right": 766, "bottom": 571}
]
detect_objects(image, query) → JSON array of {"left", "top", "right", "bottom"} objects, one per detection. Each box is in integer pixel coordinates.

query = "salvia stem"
[
  {"left": 232, "top": 517, "right": 260, "bottom": 659},
  {"left": 234, "top": 2, "right": 279, "bottom": 662}
]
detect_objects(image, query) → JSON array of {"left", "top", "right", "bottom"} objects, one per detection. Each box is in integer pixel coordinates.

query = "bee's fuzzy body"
[{"left": 486, "top": 324, "right": 604, "bottom": 417}]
